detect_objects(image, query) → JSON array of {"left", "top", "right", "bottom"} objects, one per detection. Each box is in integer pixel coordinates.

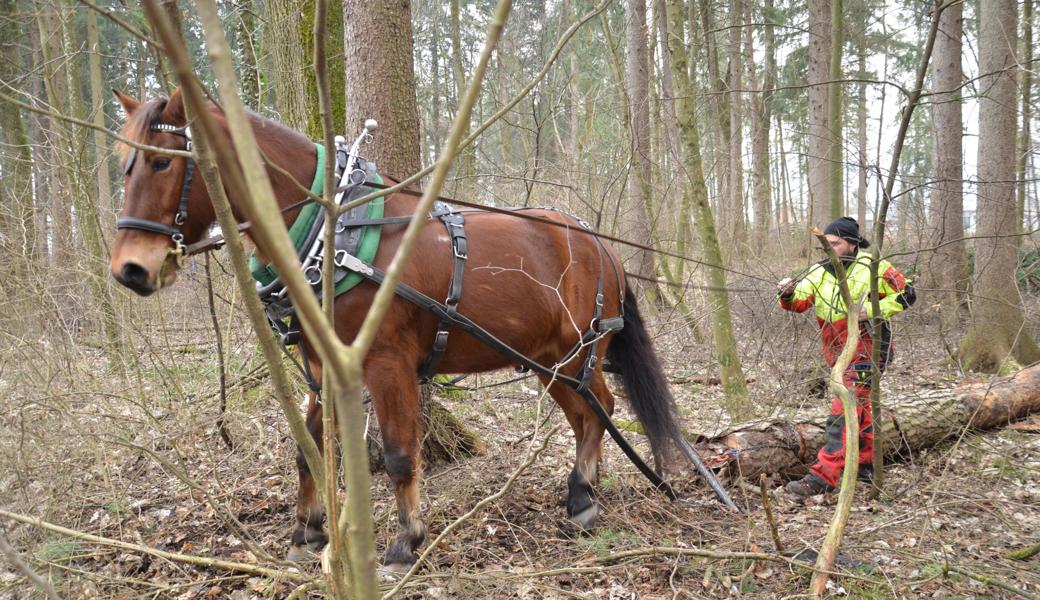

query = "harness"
[{"left": 124, "top": 120, "right": 736, "bottom": 509}]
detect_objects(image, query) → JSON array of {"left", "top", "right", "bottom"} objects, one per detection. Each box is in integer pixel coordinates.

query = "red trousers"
[{"left": 809, "top": 361, "right": 876, "bottom": 487}]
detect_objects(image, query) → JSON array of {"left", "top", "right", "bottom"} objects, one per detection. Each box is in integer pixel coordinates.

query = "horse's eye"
[{"left": 152, "top": 157, "right": 172, "bottom": 172}]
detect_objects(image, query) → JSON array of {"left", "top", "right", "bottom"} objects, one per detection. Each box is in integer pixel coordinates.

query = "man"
[{"left": 777, "top": 217, "right": 915, "bottom": 497}]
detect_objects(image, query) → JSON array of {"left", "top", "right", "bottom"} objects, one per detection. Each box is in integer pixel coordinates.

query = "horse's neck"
[{"left": 246, "top": 118, "right": 320, "bottom": 226}]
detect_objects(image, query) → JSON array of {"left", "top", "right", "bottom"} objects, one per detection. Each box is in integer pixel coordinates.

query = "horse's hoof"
[
  {"left": 287, "top": 544, "right": 317, "bottom": 562},
  {"left": 378, "top": 563, "right": 412, "bottom": 581},
  {"left": 287, "top": 535, "right": 326, "bottom": 562},
  {"left": 569, "top": 503, "right": 599, "bottom": 531}
]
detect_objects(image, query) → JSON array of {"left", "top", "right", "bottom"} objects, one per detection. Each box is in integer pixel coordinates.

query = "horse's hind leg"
[
  {"left": 289, "top": 390, "right": 328, "bottom": 561},
  {"left": 538, "top": 369, "right": 614, "bottom": 531},
  {"left": 366, "top": 359, "right": 427, "bottom": 571}
]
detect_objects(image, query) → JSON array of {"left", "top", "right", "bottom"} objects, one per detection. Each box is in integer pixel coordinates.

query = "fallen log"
[{"left": 624, "top": 364, "right": 1040, "bottom": 481}]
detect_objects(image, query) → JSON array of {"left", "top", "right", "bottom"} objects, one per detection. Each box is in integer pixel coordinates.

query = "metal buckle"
[
  {"left": 433, "top": 330, "right": 449, "bottom": 351},
  {"left": 453, "top": 242, "right": 467, "bottom": 261},
  {"left": 169, "top": 233, "right": 186, "bottom": 267},
  {"left": 334, "top": 249, "right": 375, "bottom": 276}
]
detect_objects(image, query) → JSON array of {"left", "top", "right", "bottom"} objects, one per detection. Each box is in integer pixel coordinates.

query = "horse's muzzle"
[{"left": 114, "top": 261, "right": 157, "bottom": 296}]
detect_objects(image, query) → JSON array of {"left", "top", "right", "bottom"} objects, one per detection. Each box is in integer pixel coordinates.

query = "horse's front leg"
[
  {"left": 288, "top": 390, "right": 328, "bottom": 561},
  {"left": 366, "top": 361, "right": 427, "bottom": 571}
]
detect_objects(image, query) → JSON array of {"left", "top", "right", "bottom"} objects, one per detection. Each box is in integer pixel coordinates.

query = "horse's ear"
[
  {"left": 161, "top": 87, "right": 186, "bottom": 124},
  {"left": 113, "top": 89, "right": 140, "bottom": 115}
]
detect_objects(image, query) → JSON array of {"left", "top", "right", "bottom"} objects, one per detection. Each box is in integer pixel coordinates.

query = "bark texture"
[
  {"left": 344, "top": 0, "right": 422, "bottom": 179},
  {"left": 807, "top": 0, "right": 832, "bottom": 226},
  {"left": 264, "top": 0, "right": 308, "bottom": 130},
  {"left": 928, "top": 0, "right": 968, "bottom": 311},
  {"left": 624, "top": 0, "right": 657, "bottom": 286},
  {"left": 959, "top": 0, "right": 1040, "bottom": 372},
  {"left": 748, "top": 0, "right": 775, "bottom": 249}
]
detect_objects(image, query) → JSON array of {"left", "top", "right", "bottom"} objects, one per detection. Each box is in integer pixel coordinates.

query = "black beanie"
[{"left": 823, "top": 216, "right": 870, "bottom": 249}]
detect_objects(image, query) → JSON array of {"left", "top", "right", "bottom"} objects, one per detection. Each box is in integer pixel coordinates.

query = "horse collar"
[{"left": 117, "top": 122, "right": 195, "bottom": 258}]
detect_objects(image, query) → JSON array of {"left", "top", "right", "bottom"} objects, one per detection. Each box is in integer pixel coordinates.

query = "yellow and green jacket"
[{"left": 779, "top": 249, "right": 915, "bottom": 365}]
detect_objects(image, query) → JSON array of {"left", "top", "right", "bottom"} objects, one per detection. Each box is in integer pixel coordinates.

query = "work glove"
[{"left": 777, "top": 277, "right": 796, "bottom": 298}]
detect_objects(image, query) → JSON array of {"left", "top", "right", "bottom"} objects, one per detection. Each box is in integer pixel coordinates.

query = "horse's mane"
[{"left": 118, "top": 96, "right": 309, "bottom": 166}]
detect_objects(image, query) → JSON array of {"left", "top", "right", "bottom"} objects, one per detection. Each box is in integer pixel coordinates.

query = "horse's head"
[{"left": 110, "top": 89, "right": 214, "bottom": 296}]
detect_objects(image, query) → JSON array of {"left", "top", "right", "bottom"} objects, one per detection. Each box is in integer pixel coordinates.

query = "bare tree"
[
  {"left": 1018, "top": 0, "right": 1034, "bottom": 237},
  {"left": 664, "top": 0, "right": 750, "bottom": 418},
  {"left": 624, "top": 0, "right": 657, "bottom": 289},
  {"left": 807, "top": 0, "right": 832, "bottom": 225},
  {"left": 959, "top": 0, "right": 1040, "bottom": 372},
  {"left": 747, "top": 0, "right": 775, "bottom": 249},
  {"left": 928, "top": 0, "right": 968, "bottom": 314}
]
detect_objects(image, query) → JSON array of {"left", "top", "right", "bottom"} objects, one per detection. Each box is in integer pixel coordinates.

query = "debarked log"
[{"left": 620, "top": 364, "right": 1040, "bottom": 480}]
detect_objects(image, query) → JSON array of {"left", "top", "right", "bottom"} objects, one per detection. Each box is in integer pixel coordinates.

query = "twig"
[
  {"left": 582, "top": 545, "right": 879, "bottom": 583},
  {"left": 108, "top": 438, "right": 273, "bottom": 563},
  {"left": 944, "top": 564, "right": 1037, "bottom": 600},
  {"left": 867, "top": 0, "right": 953, "bottom": 501},
  {"left": 759, "top": 474, "right": 784, "bottom": 554},
  {"left": 808, "top": 226, "right": 863, "bottom": 599},
  {"left": 204, "top": 254, "right": 233, "bottom": 450},
  {"left": 1009, "top": 541, "right": 1040, "bottom": 561},
  {"left": 0, "top": 509, "right": 314, "bottom": 583},
  {"left": 0, "top": 533, "right": 61, "bottom": 600},
  {"left": 0, "top": 90, "right": 192, "bottom": 158}
]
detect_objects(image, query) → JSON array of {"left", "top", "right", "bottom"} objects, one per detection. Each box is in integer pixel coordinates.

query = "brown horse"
[{"left": 109, "top": 89, "right": 693, "bottom": 570}]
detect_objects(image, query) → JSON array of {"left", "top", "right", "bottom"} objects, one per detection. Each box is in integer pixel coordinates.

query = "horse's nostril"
[{"left": 118, "top": 262, "right": 154, "bottom": 296}]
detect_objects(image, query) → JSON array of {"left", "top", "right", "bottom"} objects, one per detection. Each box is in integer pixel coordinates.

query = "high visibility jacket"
[{"left": 779, "top": 249, "right": 915, "bottom": 366}]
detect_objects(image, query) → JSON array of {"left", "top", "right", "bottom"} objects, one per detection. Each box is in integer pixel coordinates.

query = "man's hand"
[{"left": 777, "top": 277, "right": 796, "bottom": 297}]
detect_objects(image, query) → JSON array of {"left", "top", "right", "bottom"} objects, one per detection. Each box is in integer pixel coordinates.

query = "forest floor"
[{"left": 1, "top": 276, "right": 1038, "bottom": 599}]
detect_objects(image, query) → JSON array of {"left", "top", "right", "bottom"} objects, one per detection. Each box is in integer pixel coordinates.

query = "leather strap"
[{"left": 418, "top": 203, "right": 467, "bottom": 380}]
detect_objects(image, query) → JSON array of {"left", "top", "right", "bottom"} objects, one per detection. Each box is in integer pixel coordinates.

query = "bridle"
[{"left": 117, "top": 122, "right": 195, "bottom": 259}]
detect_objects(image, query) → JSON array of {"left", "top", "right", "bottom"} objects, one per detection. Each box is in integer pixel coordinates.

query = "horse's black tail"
[{"left": 605, "top": 286, "right": 684, "bottom": 467}]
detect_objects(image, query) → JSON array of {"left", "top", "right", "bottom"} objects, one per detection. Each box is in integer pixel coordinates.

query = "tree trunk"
[
  {"left": 928, "top": 0, "right": 968, "bottom": 314},
  {"left": 807, "top": 0, "right": 831, "bottom": 226},
  {"left": 264, "top": 0, "right": 308, "bottom": 130},
  {"left": 826, "top": 0, "right": 844, "bottom": 219},
  {"left": 342, "top": 0, "right": 482, "bottom": 466},
  {"left": 624, "top": 0, "right": 657, "bottom": 291},
  {"left": 86, "top": 7, "right": 114, "bottom": 232},
  {"left": 302, "top": 0, "right": 345, "bottom": 139},
  {"left": 697, "top": 0, "right": 731, "bottom": 243},
  {"left": 449, "top": 0, "right": 475, "bottom": 194},
  {"left": 748, "top": 0, "right": 775, "bottom": 251},
  {"left": 235, "top": 0, "right": 260, "bottom": 109},
  {"left": 1017, "top": 0, "right": 1033, "bottom": 241},
  {"left": 40, "top": 0, "right": 120, "bottom": 352},
  {"left": 81, "top": 2, "right": 124, "bottom": 355},
  {"left": 684, "top": 364, "right": 1040, "bottom": 481},
  {"left": 856, "top": 48, "right": 867, "bottom": 228},
  {"left": 725, "top": 0, "right": 746, "bottom": 256},
  {"left": 664, "top": 0, "right": 751, "bottom": 419},
  {"left": 0, "top": 0, "right": 36, "bottom": 287},
  {"left": 959, "top": 0, "right": 1040, "bottom": 372},
  {"left": 430, "top": 3, "right": 442, "bottom": 160}
]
